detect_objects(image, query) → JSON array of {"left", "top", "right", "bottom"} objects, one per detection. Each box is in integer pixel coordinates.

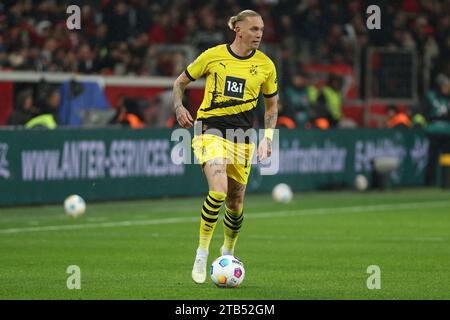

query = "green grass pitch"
[{"left": 0, "top": 188, "right": 449, "bottom": 299}]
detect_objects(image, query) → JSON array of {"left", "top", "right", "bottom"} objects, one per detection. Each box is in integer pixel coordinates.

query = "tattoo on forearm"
[
  {"left": 173, "top": 81, "right": 187, "bottom": 110},
  {"left": 265, "top": 112, "right": 277, "bottom": 129}
]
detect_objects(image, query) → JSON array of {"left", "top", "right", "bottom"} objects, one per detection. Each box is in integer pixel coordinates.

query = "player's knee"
[
  {"left": 226, "top": 196, "right": 243, "bottom": 212},
  {"left": 210, "top": 185, "right": 228, "bottom": 195},
  {"left": 226, "top": 202, "right": 243, "bottom": 213}
]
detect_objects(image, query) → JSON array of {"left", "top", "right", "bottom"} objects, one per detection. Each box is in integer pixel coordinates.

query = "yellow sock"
[
  {"left": 198, "top": 191, "right": 226, "bottom": 252},
  {"left": 223, "top": 205, "right": 244, "bottom": 253}
]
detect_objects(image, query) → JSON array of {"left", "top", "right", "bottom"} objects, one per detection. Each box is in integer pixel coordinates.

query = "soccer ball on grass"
[{"left": 210, "top": 255, "right": 245, "bottom": 288}]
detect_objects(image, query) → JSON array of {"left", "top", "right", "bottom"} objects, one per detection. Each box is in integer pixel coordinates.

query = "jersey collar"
[{"left": 226, "top": 44, "right": 256, "bottom": 60}]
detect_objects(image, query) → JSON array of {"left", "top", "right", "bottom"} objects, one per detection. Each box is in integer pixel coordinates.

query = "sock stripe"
[
  {"left": 203, "top": 201, "right": 218, "bottom": 212},
  {"left": 223, "top": 214, "right": 233, "bottom": 225},
  {"left": 201, "top": 213, "right": 218, "bottom": 223},
  {"left": 225, "top": 206, "right": 243, "bottom": 215},
  {"left": 224, "top": 213, "right": 243, "bottom": 227},
  {"left": 201, "top": 209, "right": 218, "bottom": 219},
  {"left": 222, "top": 206, "right": 244, "bottom": 254},
  {"left": 201, "top": 212, "right": 218, "bottom": 222},
  {"left": 202, "top": 205, "right": 219, "bottom": 216},
  {"left": 198, "top": 191, "right": 225, "bottom": 252},
  {"left": 224, "top": 214, "right": 243, "bottom": 226},
  {"left": 207, "top": 193, "right": 224, "bottom": 203},
  {"left": 223, "top": 219, "right": 241, "bottom": 231},
  {"left": 225, "top": 211, "right": 243, "bottom": 222},
  {"left": 205, "top": 197, "right": 222, "bottom": 209},
  {"left": 201, "top": 210, "right": 218, "bottom": 221},
  {"left": 207, "top": 195, "right": 224, "bottom": 206}
]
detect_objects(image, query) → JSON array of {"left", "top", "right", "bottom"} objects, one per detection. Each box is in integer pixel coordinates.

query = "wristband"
[{"left": 264, "top": 128, "right": 274, "bottom": 140}]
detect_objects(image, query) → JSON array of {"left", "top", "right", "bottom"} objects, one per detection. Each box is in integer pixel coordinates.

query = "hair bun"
[{"left": 227, "top": 16, "right": 237, "bottom": 30}]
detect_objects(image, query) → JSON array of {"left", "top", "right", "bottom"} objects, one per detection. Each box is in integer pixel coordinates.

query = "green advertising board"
[
  {"left": 247, "top": 128, "right": 429, "bottom": 193},
  {"left": 0, "top": 128, "right": 429, "bottom": 206}
]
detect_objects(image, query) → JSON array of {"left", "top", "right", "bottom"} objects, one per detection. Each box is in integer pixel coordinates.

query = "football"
[
  {"left": 64, "top": 195, "right": 86, "bottom": 218},
  {"left": 210, "top": 255, "right": 245, "bottom": 288},
  {"left": 355, "top": 174, "right": 369, "bottom": 191},
  {"left": 272, "top": 183, "right": 293, "bottom": 203}
]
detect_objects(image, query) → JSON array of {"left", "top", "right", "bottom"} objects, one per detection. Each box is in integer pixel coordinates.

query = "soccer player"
[{"left": 172, "top": 9, "right": 278, "bottom": 284}]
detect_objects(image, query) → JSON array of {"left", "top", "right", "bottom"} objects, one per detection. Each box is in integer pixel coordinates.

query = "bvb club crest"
[{"left": 249, "top": 65, "right": 258, "bottom": 76}]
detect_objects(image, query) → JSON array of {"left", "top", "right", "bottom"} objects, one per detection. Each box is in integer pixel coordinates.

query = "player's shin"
[
  {"left": 198, "top": 191, "right": 226, "bottom": 253},
  {"left": 222, "top": 206, "right": 244, "bottom": 255}
]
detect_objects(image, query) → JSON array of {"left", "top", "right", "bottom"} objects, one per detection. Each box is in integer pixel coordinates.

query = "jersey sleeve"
[
  {"left": 261, "top": 61, "right": 278, "bottom": 98},
  {"left": 185, "top": 49, "right": 211, "bottom": 81}
]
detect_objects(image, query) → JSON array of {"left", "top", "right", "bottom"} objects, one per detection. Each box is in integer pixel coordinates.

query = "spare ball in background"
[
  {"left": 64, "top": 194, "right": 86, "bottom": 218},
  {"left": 272, "top": 183, "right": 293, "bottom": 203},
  {"left": 355, "top": 174, "right": 369, "bottom": 191}
]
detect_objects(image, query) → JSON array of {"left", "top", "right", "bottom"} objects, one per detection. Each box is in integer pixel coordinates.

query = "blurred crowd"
[
  {"left": 0, "top": 0, "right": 449, "bottom": 130},
  {"left": 0, "top": 0, "right": 448, "bottom": 78}
]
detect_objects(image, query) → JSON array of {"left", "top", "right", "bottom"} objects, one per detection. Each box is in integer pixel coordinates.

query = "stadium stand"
[{"left": 0, "top": 0, "right": 449, "bottom": 128}]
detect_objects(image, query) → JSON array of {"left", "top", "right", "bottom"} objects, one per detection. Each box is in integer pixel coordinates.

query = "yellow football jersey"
[{"left": 185, "top": 44, "right": 277, "bottom": 131}]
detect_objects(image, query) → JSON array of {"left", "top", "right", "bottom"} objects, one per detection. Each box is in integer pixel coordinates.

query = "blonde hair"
[{"left": 227, "top": 10, "right": 261, "bottom": 31}]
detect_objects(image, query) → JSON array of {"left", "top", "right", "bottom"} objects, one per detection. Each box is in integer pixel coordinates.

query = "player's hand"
[
  {"left": 175, "top": 104, "right": 193, "bottom": 128},
  {"left": 257, "top": 137, "right": 272, "bottom": 162}
]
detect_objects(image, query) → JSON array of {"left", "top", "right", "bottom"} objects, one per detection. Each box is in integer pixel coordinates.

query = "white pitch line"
[
  {"left": 0, "top": 200, "right": 449, "bottom": 235},
  {"left": 248, "top": 200, "right": 450, "bottom": 219},
  {"left": 0, "top": 216, "right": 199, "bottom": 234}
]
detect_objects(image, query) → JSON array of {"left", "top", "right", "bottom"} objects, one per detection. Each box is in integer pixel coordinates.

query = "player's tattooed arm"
[
  {"left": 265, "top": 113, "right": 277, "bottom": 130},
  {"left": 173, "top": 72, "right": 193, "bottom": 128},
  {"left": 264, "top": 95, "right": 278, "bottom": 131},
  {"left": 258, "top": 95, "right": 278, "bottom": 161},
  {"left": 264, "top": 111, "right": 276, "bottom": 150}
]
